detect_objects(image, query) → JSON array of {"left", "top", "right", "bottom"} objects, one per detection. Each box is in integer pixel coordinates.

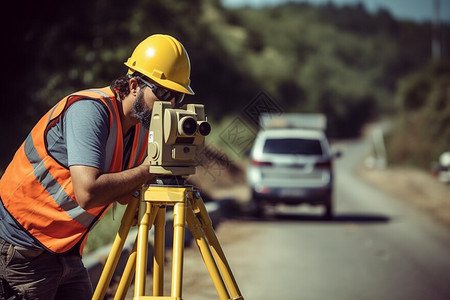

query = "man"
[{"left": 0, "top": 34, "right": 194, "bottom": 299}]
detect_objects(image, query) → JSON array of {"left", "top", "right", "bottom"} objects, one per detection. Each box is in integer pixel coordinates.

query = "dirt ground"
[
  {"left": 357, "top": 164, "right": 450, "bottom": 229},
  {"left": 187, "top": 148, "right": 251, "bottom": 204}
]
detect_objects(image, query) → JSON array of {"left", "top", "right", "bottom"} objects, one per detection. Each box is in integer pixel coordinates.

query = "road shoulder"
[{"left": 357, "top": 164, "right": 450, "bottom": 230}]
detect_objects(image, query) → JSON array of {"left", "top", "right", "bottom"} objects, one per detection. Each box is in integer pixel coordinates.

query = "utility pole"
[{"left": 432, "top": 0, "right": 441, "bottom": 59}]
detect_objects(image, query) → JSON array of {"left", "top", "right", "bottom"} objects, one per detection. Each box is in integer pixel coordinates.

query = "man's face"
[
  {"left": 131, "top": 86, "right": 176, "bottom": 129},
  {"left": 131, "top": 89, "right": 152, "bottom": 129}
]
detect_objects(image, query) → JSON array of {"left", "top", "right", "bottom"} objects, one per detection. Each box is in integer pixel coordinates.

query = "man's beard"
[{"left": 131, "top": 90, "right": 152, "bottom": 129}]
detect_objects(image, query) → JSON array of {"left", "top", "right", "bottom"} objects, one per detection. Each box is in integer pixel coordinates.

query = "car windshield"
[{"left": 263, "top": 138, "right": 323, "bottom": 155}]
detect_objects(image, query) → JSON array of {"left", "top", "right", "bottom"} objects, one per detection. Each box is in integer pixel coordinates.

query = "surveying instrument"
[{"left": 92, "top": 102, "right": 244, "bottom": 300}]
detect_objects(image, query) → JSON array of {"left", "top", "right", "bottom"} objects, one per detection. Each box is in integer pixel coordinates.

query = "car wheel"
[
  {"left": 323, "top": 197, "right": 333, "bottom": 220},
  {"left": 251, "top": 192, "right": 265, "bottom": 218},
  {"left": 254, "top": 202, "right": 265, "bottom": 218}
]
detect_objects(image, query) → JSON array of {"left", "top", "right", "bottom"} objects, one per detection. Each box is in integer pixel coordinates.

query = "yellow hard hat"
[{"left": 125, "top": 34, "right": 194, "bottom": 95}]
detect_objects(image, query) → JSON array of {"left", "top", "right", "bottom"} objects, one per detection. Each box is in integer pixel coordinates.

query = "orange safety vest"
[{"left": 0, "top": 87, "right": 148, "bottom": 254}]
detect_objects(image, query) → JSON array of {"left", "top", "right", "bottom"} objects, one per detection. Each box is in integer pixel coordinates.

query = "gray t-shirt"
[
  {"left": 48, "top": 99, "right": 110, "bottom": 170},
  {"left": 0, "top": 100, "right": 111, "bottom": 249}
]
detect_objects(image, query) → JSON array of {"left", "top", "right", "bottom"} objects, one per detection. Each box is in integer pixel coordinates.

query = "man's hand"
[{"left": 70, "top": 162, "right": 155, "bottom": 210}]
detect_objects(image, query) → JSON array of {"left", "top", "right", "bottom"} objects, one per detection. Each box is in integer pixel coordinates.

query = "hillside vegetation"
[
  {"left": 1, "top": 0, "right": 448, "bottom": 171},
  {"left": 387, "top": 60, "right": 450, "bottom": 168}
]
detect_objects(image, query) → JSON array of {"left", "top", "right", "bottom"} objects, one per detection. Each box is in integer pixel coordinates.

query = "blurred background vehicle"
[
  {"left": 434, "top": 152, "right": 450, "bottom": 184},
  {"left": 247, "top": 114, "right": 341, "bottom": 219}
]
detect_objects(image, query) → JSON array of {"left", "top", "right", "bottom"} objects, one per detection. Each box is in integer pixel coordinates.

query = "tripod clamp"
[{"left": 153, "top": 176, "right": 187, "bottom": 187}]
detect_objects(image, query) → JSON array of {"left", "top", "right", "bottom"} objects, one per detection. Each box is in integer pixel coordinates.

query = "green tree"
[{"left": 387, "top": 60, "right": 450, "bottom": 168}]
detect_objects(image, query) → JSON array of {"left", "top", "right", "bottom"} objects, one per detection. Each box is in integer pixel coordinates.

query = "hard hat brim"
[{"left": 125, "top": 64, "right": 194, "bottom": 95}]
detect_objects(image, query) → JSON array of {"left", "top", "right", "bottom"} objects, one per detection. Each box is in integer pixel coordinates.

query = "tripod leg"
[
  {"left": 153, "top": 205, "right": 166, "bottom": 296},
  {"left": 92, "top": 196, "right": 140, "bottom": 300},
  {"left": 186, "top": 204, "right": 231, "bottom": 300},
  {"left": 191, "top": 194, "right": 244, "bottom": 300},
  {"left": 171, "top": 200, "right": 187, "bottom": 299},
  {"left": 134, "top": 200, "right": 155, "bottom": 297},
  {"left": 113, "top": 236, "right": 137, "bottom": 300}
]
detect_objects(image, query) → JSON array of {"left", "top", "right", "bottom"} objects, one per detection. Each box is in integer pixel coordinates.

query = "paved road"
[{"left": 124, "top": 136, "right": 450, "bottom": 299}]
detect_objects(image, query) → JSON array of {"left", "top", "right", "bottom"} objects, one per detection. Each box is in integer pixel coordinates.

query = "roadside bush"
[{"left": 387, "top": 60, "right": 450, "bottom": 169}]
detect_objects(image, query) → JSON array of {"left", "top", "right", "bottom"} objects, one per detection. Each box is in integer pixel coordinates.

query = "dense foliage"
[
  {"left": 387, "top": 60, "right": 450, "bottom": 168},
  {"left": 1, "top": 0, "right": 448, "bottom": 170}
]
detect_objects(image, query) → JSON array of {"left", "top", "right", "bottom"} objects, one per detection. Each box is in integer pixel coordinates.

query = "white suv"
[{"left": 247, "top": 127, "right": 339, "bottom": 219}]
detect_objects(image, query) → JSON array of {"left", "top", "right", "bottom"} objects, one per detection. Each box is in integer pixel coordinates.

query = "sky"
[{"left": 221, "top": 0, "right": 450, "bottom": 23}]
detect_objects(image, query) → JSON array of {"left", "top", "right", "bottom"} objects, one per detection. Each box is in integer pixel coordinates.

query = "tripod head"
[
  {"left": 153, "top": 175, "right": 187, "bottom": 187},
  {"left": 147, "top": 101, "right": 211, "bottom": 176}
]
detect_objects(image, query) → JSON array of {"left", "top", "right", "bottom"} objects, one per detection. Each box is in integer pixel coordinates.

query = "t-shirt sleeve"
[{"left": 65, "top": 100, "right": 110, "bottom": 171}]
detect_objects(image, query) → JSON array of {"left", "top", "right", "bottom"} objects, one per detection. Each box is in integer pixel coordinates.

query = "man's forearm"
[{"left": 70, "top": 163, "right": 155, "bottom": 210}]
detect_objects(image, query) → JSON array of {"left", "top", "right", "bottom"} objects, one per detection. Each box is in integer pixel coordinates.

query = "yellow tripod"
[{"left": 92, "top": 177, "right": 244, "bottom": 300}]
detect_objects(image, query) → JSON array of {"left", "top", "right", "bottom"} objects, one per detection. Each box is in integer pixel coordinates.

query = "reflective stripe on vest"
[
  {"left": 0, "top": 87, "right": 148, "bottom": 253},
  {"left": 24, "top": 134, "right": 96, "bottom": 227}
]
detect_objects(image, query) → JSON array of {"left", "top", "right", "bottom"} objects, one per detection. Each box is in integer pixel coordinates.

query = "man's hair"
[{"left": 111, "top": 73, "right": 146, "bottom": 99}]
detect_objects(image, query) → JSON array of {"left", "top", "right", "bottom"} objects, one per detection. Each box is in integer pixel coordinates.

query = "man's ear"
[{"left": 129, "top": 77, "right": 139, "bottom": 96}]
